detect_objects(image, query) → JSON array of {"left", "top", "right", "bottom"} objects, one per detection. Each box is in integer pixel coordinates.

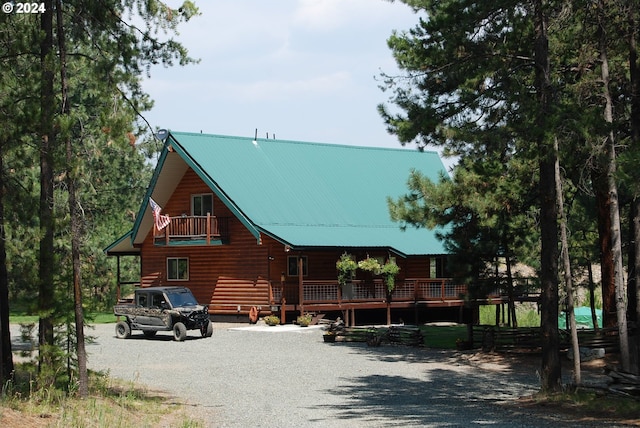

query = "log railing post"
[
  {"left": 206, "top": 213, "right": 211, "bottom": 245},
  {"left": 298, "top": 257, "right": 304, "bottom": 316}
]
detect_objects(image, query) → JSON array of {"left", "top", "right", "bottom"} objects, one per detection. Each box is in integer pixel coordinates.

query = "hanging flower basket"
[
  {"left": 381, "top": 260, "right": 400, "bottom": 292},
  {"left": 358, "top": 257, "right": 382, "bottom": 274},
  {"left": 336, "top": 253, "right": 357, "bottom": 287}
]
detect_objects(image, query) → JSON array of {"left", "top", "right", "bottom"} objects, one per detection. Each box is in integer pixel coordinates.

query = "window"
[
  {"left": 430, "top": 257, "right": 448, "bottom": 278},
  {"left": 136, "top": 293, "right": 148, "bottom": 308},
  {"left": 287, "top": 256, "right": 308, "bottom": 277},
  {"left": 192, "top": 194, "right": 213, "bottom": 216},
  {"left": 151, "top": 293, "right": 165, "bottom": 308},
  {"left": 167, "top": 257, "right": 189, "bottom": 281},
  {"left": 429, "top": 258, "right": 437, "bottom": 278}
]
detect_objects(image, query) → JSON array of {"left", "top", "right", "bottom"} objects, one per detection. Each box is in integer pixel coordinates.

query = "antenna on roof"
[
  {"left": 266, "top": 132, "right": 269, "bottom": 139},
  {"left": 253, "top": 128, "right": 258, "bottom": 146}
]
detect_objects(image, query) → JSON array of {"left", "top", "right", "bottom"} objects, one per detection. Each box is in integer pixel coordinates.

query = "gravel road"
[{"left": 45, "top": 323, "right": 617, "bottom": 427}]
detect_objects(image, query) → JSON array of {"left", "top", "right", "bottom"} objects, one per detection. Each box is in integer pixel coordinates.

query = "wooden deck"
[
  {"left": 271, "top": 278, "right": 498, "bottom": 306},
  {"left": 267, "top": 278, "right": 504, "bottom": 324}
]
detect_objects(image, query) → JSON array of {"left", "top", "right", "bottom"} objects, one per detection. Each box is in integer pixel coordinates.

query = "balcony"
[{"left": 153, "top": 215, "right": 229, "bottom": 245}]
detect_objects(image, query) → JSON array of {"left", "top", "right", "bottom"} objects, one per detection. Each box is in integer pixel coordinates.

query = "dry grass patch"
[{"left": 1, "top": 366, "right": 204, "bottom": 428}]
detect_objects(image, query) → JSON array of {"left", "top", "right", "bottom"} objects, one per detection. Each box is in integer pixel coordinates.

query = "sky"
[{"left": 141, "top": 0, "right": 424, "bottom": 152}]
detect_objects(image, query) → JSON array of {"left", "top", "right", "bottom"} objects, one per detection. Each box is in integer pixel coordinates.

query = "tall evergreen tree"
[
  {"left": 380, "top": 0, "right": 563, "bottom": 390},
  {"left": 0, "top": 0, "right": 197, "bottom": 392}
]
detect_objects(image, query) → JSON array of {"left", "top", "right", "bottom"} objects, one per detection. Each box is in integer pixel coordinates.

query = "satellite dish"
[{"left": 155, "top": 129, "right": 169, "bottom": 141}]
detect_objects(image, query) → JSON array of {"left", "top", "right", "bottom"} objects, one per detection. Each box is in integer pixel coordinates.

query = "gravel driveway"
[{"left": 83, "top": 322, "right": 610, "bottom": 427}]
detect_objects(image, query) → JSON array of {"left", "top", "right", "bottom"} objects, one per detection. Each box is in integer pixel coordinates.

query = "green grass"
[
  {"left": 419, "top": 325, "right": 466, "bottom": 349},
  {"left": 9, "top": 312, "right": 117, "bottom": 325},
  {"left": 479, "top": 304, "right": 541, "bottom": 327},
  {"left": 418, "top": 304, "right": 542, "bottom": 349}
]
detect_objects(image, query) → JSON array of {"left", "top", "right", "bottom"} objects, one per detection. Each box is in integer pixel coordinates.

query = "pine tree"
[{"left": 380, "top": 0, "right": 563, "bottom": 390}]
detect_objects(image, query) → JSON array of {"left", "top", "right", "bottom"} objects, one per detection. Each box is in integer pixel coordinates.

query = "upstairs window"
[
  {"left": 192, "top": 194, "right": 213, "bottom": 216},
  {"left": 429, "top": 257, "right": 448, "bottom": 278}
]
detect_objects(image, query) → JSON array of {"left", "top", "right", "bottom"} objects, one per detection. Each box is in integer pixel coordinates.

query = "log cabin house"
[{"left": 106, "top": 131, "right": 497, "bottom": 325}]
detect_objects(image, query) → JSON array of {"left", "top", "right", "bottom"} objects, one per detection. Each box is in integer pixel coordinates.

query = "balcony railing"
[{"left": 154, "top": 214, "right": 229, "bottom": 245}]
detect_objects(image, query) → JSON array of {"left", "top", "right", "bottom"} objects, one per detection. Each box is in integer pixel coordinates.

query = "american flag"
[{"left": 149, "top": 197, "right": 171, "bottom": 230}]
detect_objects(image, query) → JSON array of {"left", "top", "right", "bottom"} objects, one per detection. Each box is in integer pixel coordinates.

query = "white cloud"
[{"left": 292, "top": 0, "right": 406, "bottom": 32}]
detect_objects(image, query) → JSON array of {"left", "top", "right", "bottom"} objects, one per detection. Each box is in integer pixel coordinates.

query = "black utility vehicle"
[{"left": 114, "top": 286, "right": 213, "bottom": 341}]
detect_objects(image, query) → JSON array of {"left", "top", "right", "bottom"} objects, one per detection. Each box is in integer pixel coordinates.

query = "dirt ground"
[
  {"left": 0, "top": 408, "right": 50, "bottom": 428},
  {"left": 476, "top": 351, "right": 640, "bottom": 426}
]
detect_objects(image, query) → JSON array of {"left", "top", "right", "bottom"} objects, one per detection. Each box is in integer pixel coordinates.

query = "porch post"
[
  {"left": 298, "top": 256, "right": 304, "bottom": 316},
  {"left": 386, "top": 304, "right": 391, "bottom": 326},
  {"left": 116, "top": 256, "right": 121, "bottom": 321},
  {"left": 206, "top": 212, "right": 211, "bottom": 245}
]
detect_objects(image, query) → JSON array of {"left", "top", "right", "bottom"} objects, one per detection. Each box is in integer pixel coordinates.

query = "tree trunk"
[
  {"left": 631, "top": 197, "right": 640, "bottom": 374},
  {"left": 598, "top": 0, "right": 630, "bottom": 372},
  {"left": 627, "top": 0, "right": 640, "bottom": 375},
  {"left": 593, "top": 173, "right": 617, "bottom": 328},
  {"left": 587, "top": 262, "right": 600, "bottom": 333},
  {"left": 556, "top": 137, "right": 581, "bottom": 384},
  {"left": 55, "top": 0, "right": 88, "bottom": 397},
  {"left": 505, "top": 251, "right": 517, "bottom": 328},
  {"left": 534, "top": 0, "right": 562, "bottom": 392},
  {"left": 38, "top": 0, "right": 56, "bottom": 354},
  {"left": 0, "top": 139, "right": 14, "bottom": 384},
  {"left": 628, "top": 201, "right": 637, "bottom": 326}
]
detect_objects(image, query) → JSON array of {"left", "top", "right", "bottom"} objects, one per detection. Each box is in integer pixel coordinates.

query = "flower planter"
[
  {"left": 263, "top": 315, "right": 280, "bottom": 326},
  {"left": 323, "top": 334, "right": 336, "bottom": 343},
  {"left": 297, "top": 314, "right": 312, "bottom": 327}
]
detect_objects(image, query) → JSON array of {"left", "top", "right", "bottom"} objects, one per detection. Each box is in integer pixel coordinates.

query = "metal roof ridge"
[
  {"left": 168, "top": 130, "right": 439, "bottom": 155},
  {"left": 258, "top": 222, "right": 402, "bottom": 229}
]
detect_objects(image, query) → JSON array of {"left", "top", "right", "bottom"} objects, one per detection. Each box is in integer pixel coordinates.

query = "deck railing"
[
  {"left": 154, "top": 215, "right": 229, "bottom": 245},
  {"left": 271, "top": 278, "right": 470, "bottom": 306}
]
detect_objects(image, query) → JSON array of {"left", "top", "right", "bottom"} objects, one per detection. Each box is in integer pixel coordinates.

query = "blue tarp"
[{"left": 558, "top": 306, "right": 602, "bottom": 329}]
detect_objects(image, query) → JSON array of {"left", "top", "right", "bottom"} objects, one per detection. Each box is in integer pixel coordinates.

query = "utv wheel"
[
  {"left": 201, "top": 320, "right": 213, "bottom": 338},
  {"left": 115, "top": 321, "right": 131, "bottom": 339},
  {"left": 173, "top": 322, "right": 187, "bottom": 341},
  {"left": 143, "top": 330, "right": 157, "bottom": 338}
]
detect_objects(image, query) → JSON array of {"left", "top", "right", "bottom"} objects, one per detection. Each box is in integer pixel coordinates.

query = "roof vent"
[{"left": 155, "top": 129, "right": 169, "bottom": 141}]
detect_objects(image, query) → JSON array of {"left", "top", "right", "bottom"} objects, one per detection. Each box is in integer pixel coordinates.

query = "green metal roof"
[{"left": 160, "top": 131, "right": 448, "bottom": 256}]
